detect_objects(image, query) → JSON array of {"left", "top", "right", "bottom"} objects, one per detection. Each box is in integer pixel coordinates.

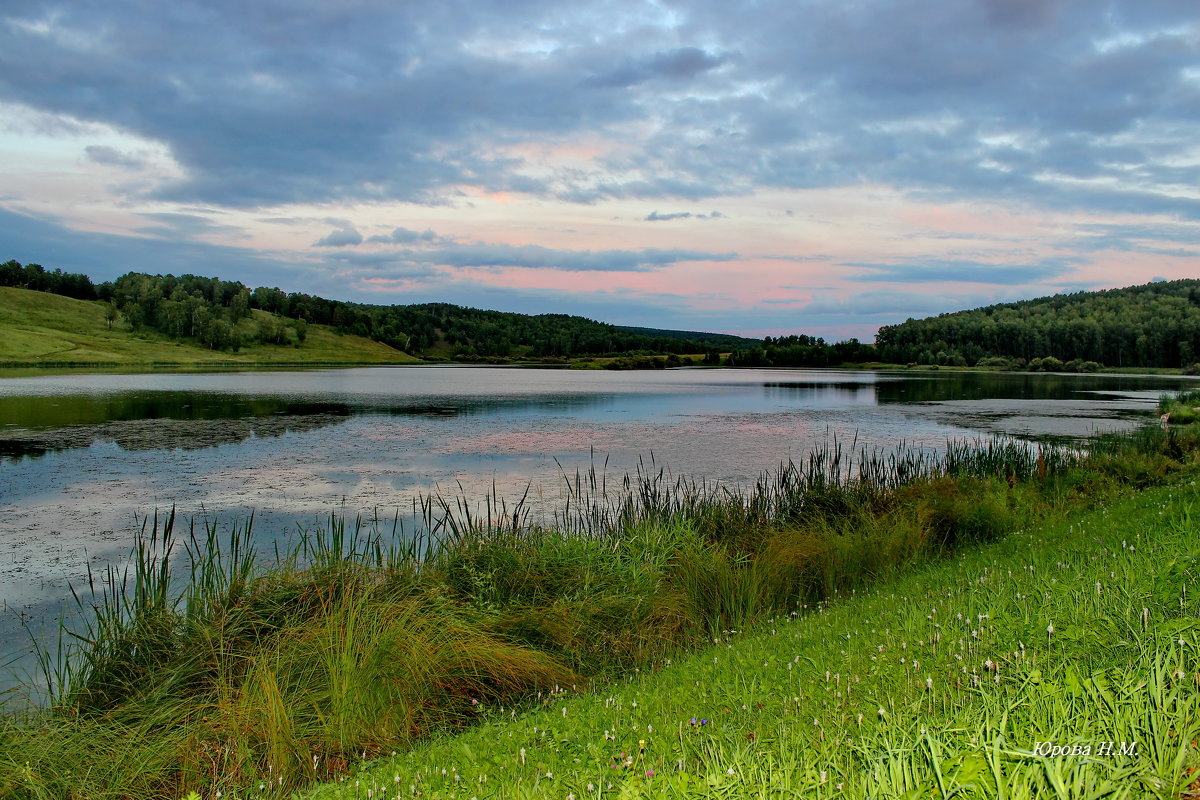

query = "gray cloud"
[
  {"left": 367, "top": 226, "right": 440, "bottom": 244},
  {"left": 400, "top": 242, "right": 736, "bottom": 272},
  {"left": 133, "top": 212, "right": 246, "bottom": 239},
  {"left": 1069, "top": 222, "right": 1200, "bottom": 257},
  {"left": 583, "top": 46, "right": 726, "bottom": 88},
  {"left": 644, "top": 210, "right": 723, "bottom": 221},
  {"left": 800, "top": 288, "right": 1031, "bottom": 318},
  {"left": 843, "top": 257, "right": 1080, "bottom": 285},
  {"left": 84, "top": 145, "right": 145, "bottom": 169},
  {"left": 314, "top": 225, "right": 363, "bottom": 247}
]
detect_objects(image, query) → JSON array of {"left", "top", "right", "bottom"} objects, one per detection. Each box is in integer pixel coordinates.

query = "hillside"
[
  {"left": 876, "top": 278, "right": 1200, "bottom": 369},
  {"left": 2, "top": 260, "right": 762, "bottom": 363},
  {"left": 0, "top": 286, "right": 418, "bottom": 366},
  {"left": 614, "top": 324, "right": 759, "bottom": 349}
]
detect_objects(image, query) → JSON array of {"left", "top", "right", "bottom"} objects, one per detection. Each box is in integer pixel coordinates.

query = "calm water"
[{"left": 0, "top": 365, "right": 1191, "bottom": 682}]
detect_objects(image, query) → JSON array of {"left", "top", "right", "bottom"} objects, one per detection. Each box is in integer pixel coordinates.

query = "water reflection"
[
  {"left": 871, "top": 372, "right": 1181, "bottom": 403},
  {"left": 0, "top": 390, "right": 616, "bottom": 460}
]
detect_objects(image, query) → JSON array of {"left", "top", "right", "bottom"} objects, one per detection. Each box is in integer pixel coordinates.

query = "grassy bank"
[
  {"left": 1160, "top": 389, "right": 1200, "bottom": 424},
  {"left": 0, "top": 287, "right": 419, "bottom": 366},
  {"left": 1, "top": 425, "right": 1198, "bottom": 798},
  {"left": 309, "top": 473, "right": 1200, "bottom": 799}
]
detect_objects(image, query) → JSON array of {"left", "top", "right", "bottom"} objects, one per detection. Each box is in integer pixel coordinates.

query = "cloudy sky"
[{"left": 1, "top": 0, "right": 1197, "bottom": 339}]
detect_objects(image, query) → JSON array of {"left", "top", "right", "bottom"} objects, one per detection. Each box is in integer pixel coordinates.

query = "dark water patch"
[
  {"left": 0, "top": 412, "right": 351, "bottom": 461},
  {"left": 872, "top": 371, "right": 1192, "bottom": 403},
  {"left": 0, "top": 391, "right": 353, "bottom": 431}
]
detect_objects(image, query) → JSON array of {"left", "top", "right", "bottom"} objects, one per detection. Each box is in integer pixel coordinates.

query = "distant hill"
[
  {"left": 0, "top": 259, "right": 765, "bottom": 365},
  {"left": 615, "top": 325, "right": 759, "bottom": 350},
  {"left": 875, "top": 279, "right": 1200, "bottom": 369},
  {"left": 0, "top": 286, "right": 417, "bottom": 366}
]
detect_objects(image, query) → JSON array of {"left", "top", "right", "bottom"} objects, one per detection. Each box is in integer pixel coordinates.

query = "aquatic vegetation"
[{"left": 1158, "top": 389, "right": 1200, "bottom": 425}]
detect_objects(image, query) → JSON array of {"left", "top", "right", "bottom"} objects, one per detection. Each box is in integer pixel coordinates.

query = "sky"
[{"left": 0, "top": 0, "right": 1198, "bottom": 340}]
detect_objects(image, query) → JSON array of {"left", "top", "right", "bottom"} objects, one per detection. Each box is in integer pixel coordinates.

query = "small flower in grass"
[
  {"left": 877, "top": 707, "right": 886, "bottom": 719},
  {"left": 726, "top": 767, "right": 736, "bottom": 776},
  {"left": 646, "top": 769, "right": 655, "bottom": 778}
]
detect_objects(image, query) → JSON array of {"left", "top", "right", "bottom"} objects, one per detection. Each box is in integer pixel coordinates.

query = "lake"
[{"left": 0, "top": 365, "right": 1191, "bottom": 684}]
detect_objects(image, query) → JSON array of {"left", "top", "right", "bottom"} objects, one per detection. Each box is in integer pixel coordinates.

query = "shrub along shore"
[{"left": 2, "top": 415, "right": 1199, "bottom": 799}]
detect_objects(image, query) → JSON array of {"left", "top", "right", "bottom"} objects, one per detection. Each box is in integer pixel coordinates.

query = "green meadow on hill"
[{"left": 0, "top": 286, "right": 417, "bottom": 366}]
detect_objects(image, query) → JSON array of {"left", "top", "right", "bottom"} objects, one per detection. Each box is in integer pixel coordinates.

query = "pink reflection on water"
[{"left": 434, "top": 428, "right": 598, "bottom": 455}]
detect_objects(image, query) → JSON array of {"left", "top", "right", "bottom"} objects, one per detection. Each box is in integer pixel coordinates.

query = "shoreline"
[{"left": 0, "top": 358, "right": 1193, "bottom": 379}]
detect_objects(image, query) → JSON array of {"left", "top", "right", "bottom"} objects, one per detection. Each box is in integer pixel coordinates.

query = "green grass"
[
  {"left": 3, "top": 423, "right": 1200, "bottom": 799},
  {"left": 306, "top": 480, "right": 1200, "bottom": 800},
  {"left": 0, "top": 287, "right": 420, "bottom": 366},
  {"left": 1159, "top": 390, "right": 1200, "bottom": 425}
]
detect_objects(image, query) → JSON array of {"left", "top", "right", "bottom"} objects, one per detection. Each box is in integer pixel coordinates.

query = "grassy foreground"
[
  {"left": 0, "top": 287, "right": 418, "bottom": 366},
  {"left": 2, "top": 427, "right": 1199, "bottom": 799},
  {"left": 307, "top": 473, "right": 1200, "bottom": 799}
]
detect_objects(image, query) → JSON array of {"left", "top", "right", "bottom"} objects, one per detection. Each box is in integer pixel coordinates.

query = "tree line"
[
  {"left": 726, "top": 334, "right": 876, "bottom": 368},
  {"left": 876, "top": 279, "right": 1200, "bottom": 369},
  {"left": 0, "top": 259, "right": 98, "bottom": 300}
]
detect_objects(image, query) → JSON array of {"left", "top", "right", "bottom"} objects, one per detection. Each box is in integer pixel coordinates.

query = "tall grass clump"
[
  {"left": 3, "top": 410, "right": 1200, "bottom": 798},
  {"left": 1159, "top": 388, "right": 1200, "bottom": 424}
]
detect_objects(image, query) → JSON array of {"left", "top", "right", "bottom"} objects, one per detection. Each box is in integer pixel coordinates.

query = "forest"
[
  {"left": 0, "top": 259, "right": 98, "bottom": 301},
  {"left": 726, "top": 334, "right": 876, "bottom": 367},
  {"left": 875, "top": 278, "right": 1200, "bottom": 369}
]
